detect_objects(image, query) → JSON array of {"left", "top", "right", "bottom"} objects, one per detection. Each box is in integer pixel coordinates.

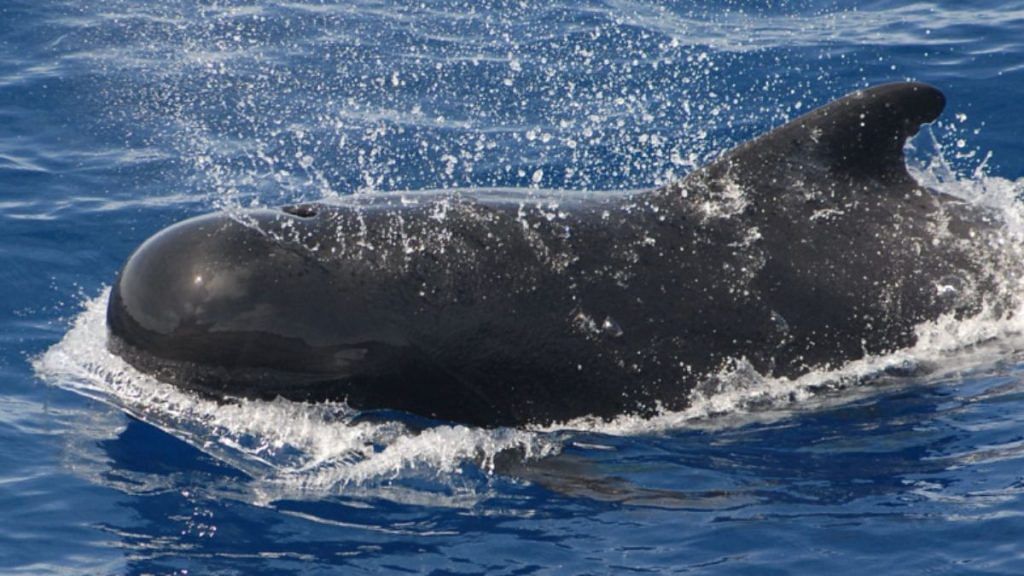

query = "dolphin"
[{"left": 106, "top": 82, "right": 1007, "bottom": 427}]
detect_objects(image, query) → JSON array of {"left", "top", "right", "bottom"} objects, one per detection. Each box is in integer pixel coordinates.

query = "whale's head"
[{"left": 106, "top": 207, "right": 402, "bottom": 399}]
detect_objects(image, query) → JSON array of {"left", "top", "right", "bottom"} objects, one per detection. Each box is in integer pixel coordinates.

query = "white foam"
[{"left": 33, "top": 292, "right": 559, "bottom": 495}]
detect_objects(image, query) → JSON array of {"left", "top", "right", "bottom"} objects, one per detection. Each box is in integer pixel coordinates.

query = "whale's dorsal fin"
[{"left": 681, "top": 82, "right": 946, "bottom": 193}]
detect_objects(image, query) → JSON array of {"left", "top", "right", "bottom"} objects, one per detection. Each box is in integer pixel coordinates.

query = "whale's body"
[{"left": 107, "top": 83, "right": 1004, "bottom": 427}]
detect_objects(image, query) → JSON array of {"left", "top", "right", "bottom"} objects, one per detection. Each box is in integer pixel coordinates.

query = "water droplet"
[
  {"left": 770, "top": 310, "right": 789, "bottom": 335},
  {"left": 602, "top": 316, "right": 624, "bottom": 338}
]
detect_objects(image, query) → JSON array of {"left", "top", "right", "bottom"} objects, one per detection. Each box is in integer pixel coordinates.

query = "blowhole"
[{"left": 282, "top": 204, "right": 318, "bottom": 218}]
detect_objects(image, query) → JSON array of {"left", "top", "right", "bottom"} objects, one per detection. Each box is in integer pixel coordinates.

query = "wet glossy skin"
[
  {"left": 109, "top": 192, "right": 743, "bottom": 425},
  {"left": 107, "top": 83, "right": 1003, "bottom": 426}
]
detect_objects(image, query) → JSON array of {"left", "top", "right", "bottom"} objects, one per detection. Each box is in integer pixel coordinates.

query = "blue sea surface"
[{"left": 5, "top": 0, "right": 1024, "bottom": 574}]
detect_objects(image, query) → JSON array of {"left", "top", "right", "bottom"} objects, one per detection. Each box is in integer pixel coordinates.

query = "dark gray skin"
[{"left": 107, "top": 82, "right": 1007, "bottom": 427}]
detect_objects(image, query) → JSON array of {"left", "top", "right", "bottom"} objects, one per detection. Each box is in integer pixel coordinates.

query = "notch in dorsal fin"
[{"left": 683, "top": 82, "right": 946, "bottom": 191}]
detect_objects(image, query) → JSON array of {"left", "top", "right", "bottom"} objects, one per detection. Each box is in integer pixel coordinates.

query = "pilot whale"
[{"left": 106, "top": 82, "right": 1008, "bottom": 427}]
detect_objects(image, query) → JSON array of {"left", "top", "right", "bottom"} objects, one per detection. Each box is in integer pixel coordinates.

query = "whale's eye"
[{"left": 282, "top": 204, "right": 318, "bottom": 218}]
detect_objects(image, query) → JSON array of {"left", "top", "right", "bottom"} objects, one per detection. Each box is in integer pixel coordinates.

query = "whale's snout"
[
  {"left": 106, "top": 209, "right": 374, "bottom": 397},
  {"left": 109, "top": 213, "right": 262, "bottom": 352}
]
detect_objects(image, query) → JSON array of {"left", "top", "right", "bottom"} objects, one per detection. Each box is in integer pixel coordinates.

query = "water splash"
[
  {"left": 34, "top": 291, "right": 560, "bottom": 497},
  {"left": 34, "top": 155, "right": 1024, "bottom": 494},
  {"left": 30, "top": 0, "right": 1024, "bottom": 499}
]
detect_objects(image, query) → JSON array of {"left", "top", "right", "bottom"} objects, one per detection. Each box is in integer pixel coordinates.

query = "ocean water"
[{"left": 6, "top": 0, "right": 1024, "bottom": 573}]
